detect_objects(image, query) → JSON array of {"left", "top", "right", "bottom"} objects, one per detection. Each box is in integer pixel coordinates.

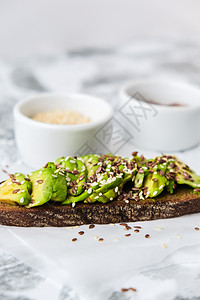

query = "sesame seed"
[
  {"left": 94, "top": 196, "right": 99, "bottom": 199},
  {"left": 7, "top": 182, "right": 12, "bottom": 185},
  {"left": 70, "top": 160, "right": 76, "bottom": 164},
  {"left": 113, "top": 238, "right": 119, "bottom": 242},
  {"left": 159, "top": 185, "right": 164, "bottom": 190},
  {"left": 71, "top": 202, "right": 76, "bottom": 208},
  {"left": 98, "top": 238, "right": 104, "bottom": 242},
  {"left": 88, "top": 188, "right": 92, "bottom": 194},
  {"left": 21, "top": 181, "right": 25, "bottom": 184},
  {"left": 99, "top": 192, "right": 102, "bottom": 196},
  {"left": 39, "top": 171, "right": 42, "bottom": 175},
  {"left": 20, "top": 197, "right": 24, "bottom": 203},
  {"left": 176, "top": 235, "right": 182, "bottom": 239},
  {"left": 72, "top": 238, "right": 77, "bottom": 242},
  {"left": 153, "top": 191, "right": 158, "bottom": 196},
  {"left": 154, "top": 227, "right": 164, "bottom": 231},
  {"left": 110, "top": 197, "right": 113, "bottom": 201}
]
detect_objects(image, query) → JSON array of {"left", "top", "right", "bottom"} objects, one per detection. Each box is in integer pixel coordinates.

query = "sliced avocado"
[
  {"left": 135, "top": 172, "right": 144, "bottom": 188},
  {"left": 0, "top": 173, "right": 31, "bottom": 205},
  {"left": 55, "top": 156, "right": 87, "bottom": 196},
  {"left": 28, "top": 162, "right": 67, "bottom": 208},
  {"left": 81, "top": 154, "right": 99, "bottom": 178},
  {"left": 85, "top": 188, "right": 117, "bottom": 204},
  {"left": 173, "top": 157, "right": 200, "bottom": 189},
  {"left": 143, "top": 172, "right": 167, "bottom": 198},
  {"left": 62, "top": 154, "right": 123, "bottom": 205},
  {"left": 165, "top": 180, "right": 175, "bottom": 194}
]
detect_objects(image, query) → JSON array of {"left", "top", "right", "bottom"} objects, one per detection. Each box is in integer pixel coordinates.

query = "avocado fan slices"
[{"left": 0, "top": 153, "right": 200, "bottom": 207}]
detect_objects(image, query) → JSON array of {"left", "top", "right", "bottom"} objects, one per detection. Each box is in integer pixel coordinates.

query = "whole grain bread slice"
[{"left": 0, "top": 186, "right": 200, "bottom": 227}]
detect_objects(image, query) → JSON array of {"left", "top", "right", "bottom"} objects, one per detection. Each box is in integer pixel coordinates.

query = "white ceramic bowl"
[
  {"left": 14, "top": 93, "right": 113, "bottom": 169},
  {"left": 119, "top": 79, "right": 200, "bottom": 152}
]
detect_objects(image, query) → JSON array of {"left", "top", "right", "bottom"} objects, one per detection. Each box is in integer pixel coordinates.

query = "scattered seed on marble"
[
  {"left": 134, "top": 226, "right": 141, "bottom": 229},
  {"left": 98, "top": 238, "right": 104, "bottom": 242},
  {"left": 129, "top": 288, "right": 137, "bottom": 292},
  {"left": 121, "top": 288, "right": 129, "bottom": 292},
  {"left": 145, "top": 234, "right": 150, "bottom": 238},
  {"left": 154, "top": 227, "right": 164, "bottom": 231},
  {"left": 176, "top": 235, "right": 182, "bottom": 239},
  {"left": 162, "top": 243, "right": 167, "bottom": 248},
  {"left": 78, "top": 231, "right": 84, "bottom": 235},
  {"left": 134, "top": 229, "right": 139, "bottom": 233},
  {"left": 113, "top": 238, "right": 119, "bottom": 242},
  {"left": 125, "top": 234, "right": 131, "bottom": 237},
  {"left": 89, "top": 224, "right": 95, "bottom": 229},
  {"left": 125, "top": 225, "right": 132, "bottom": 230},
  {"left": 195, "top": 227, "right": 199, "bottom": 231},
  {"left": 72, "top": 238, "right": 77, "bottom": 242}
]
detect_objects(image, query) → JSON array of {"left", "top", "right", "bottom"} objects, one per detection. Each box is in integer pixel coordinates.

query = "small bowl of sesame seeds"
[
  {"left": 14, "top": 93, "right": 113, "bottom": 168},
  {"left": 119, "top": 79, "right": 200, "bottom": 151}
]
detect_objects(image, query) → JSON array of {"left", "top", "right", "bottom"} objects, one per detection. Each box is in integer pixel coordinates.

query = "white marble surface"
[{"left": 0, "top": 37, "right": 200, "bottom": 300}]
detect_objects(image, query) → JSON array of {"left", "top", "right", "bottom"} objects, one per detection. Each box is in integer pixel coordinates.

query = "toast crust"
[{"left": 0, "top": 186, "right": 200, "bottom": 227}]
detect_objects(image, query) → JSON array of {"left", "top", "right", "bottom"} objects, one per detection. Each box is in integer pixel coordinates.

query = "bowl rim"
[
  {"left": 119, "top": 78, "right": 200, "bottom": 111},
  {"left": 13, "top": 93, "right": 113, "bottom": 131}
]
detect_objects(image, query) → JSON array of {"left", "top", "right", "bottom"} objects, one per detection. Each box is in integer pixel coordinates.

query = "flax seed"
[
  {"left": 78, "top": 231, "right": 84, "bottom": 235},
  {"left": 89, "top": 224, "right": 95, "bottom": 229}
]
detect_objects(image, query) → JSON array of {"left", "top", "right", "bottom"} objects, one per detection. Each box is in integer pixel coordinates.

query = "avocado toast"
[{"left": 0, "top": 152, "right": 200, "bottom": 227}]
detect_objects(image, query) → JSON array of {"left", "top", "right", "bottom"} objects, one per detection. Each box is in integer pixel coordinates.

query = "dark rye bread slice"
[{"left": 0, "top": 186, "right": 200, "bottom": 227}]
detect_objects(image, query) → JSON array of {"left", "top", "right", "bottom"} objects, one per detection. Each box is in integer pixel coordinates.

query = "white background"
[{"left": 0, "top": 0, "right": 200, "bottom": 58}]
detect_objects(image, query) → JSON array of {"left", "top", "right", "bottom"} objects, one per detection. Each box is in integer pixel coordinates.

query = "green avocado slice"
[
  {"left": 173, "top": 157, "right": 200, "bottom": 188},
  {"left": 55, "top": 156, "right": 87, "bottom": 196},
  {"left": 27, "top": 162, "right": 67, "bottom": 208},
  {"left": 143, "top": 172, "right": 167, "bottom": 198},
  {"left": 0, "top": 173, "right": 32, "bottom": 206}
]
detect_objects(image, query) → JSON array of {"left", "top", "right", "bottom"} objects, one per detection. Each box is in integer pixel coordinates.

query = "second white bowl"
[{"left": 119, "top": 79, "right": 200, "bottom": 152}]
